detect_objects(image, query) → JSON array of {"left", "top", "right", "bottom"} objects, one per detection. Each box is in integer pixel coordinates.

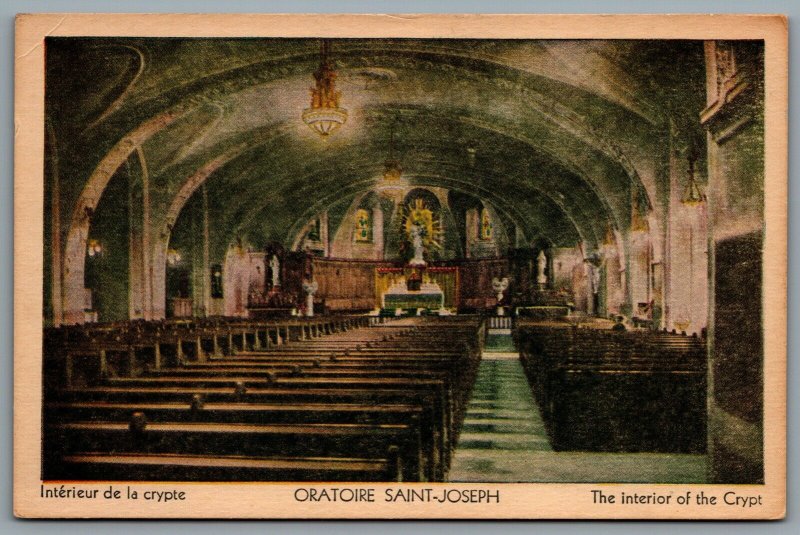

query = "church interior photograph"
[{"left": 42, "top": 37, "right": 765, "bottom": 484}]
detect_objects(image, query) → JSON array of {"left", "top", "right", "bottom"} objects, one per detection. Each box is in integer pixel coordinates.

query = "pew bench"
[
  {"left": 47, "top": 420, "right": 424, "bottom": 481},
  {"left": 52, "top": 452, "right": 401, "bottom": 482},
  {"left": 515, "top": 324, "right": 707, "bottom": 454}
]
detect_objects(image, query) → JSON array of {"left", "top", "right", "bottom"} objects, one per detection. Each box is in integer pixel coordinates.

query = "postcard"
[{"left": 14, "top": 13, "right": 787, "bottom": 519}]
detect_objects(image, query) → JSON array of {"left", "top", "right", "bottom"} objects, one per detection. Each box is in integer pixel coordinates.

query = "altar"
[
  {"left": 375, "top": 220, "right": 457, "bottom": 312},
  {"left": 382, "top": 281, "right": 444, "bottom": 311},
  {"left": 375, "top": 266, "right": 458, "bottom": 311}
]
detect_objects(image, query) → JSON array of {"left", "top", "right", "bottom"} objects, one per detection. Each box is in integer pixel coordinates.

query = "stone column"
[
  {"left": 701, "top": 40, "right": 765, "bottom": 484},
  {"left": 373, "top": 205, "right": 384, "bottom": 260},
  {"left": 46, "top": 121, "right": 63, "bottom": 326},
  {"left": 137, "top": 147, "right": 153, "bottom": 320},
  {"left": 201, "top": 184, "right": 211, "bottom": 317},
  {"left": 128, "top": 159, "right": 144, "bottom": 320}
]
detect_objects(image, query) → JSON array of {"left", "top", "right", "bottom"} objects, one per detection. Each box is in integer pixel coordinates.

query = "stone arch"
[
  {"left": 61, "top": 109, "right": 186, "bottom": 323},
  {"left": 151, "top": 147, "right": 248, "bottom": 318}
]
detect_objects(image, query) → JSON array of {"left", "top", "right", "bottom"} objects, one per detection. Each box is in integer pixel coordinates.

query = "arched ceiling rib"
[
  {"left": 173, "top": 121, "right": 616, "bottom": 259},
  {"left": 152, "top": 104, "right": 627, "bottom": 261},
  {"left": 46, "top": 38, "right": 707, "bottom": 260}
]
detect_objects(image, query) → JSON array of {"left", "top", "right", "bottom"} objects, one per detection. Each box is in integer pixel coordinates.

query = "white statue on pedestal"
[
  {"left": 492, "top": 276, "right": 509, "bottom": 316},
  {"left": 409, "top": 224, "right": 426, "bottom": 266},
  {"left": 591, "top": 264, "right": 601, "bottom": 296},
  {"left": 302, "top": 280, "right": 318, "bottom": 317},
  {"left": 537, "top": 250, "right": 548, "bottom": 285},
  {"left": 269, "top": 254, "right": 280, "bottom": 288}
]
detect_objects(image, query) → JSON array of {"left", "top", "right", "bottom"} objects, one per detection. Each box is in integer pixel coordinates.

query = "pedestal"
[{"left": 305, "top": 292, "right": 315, "bottom": 317}]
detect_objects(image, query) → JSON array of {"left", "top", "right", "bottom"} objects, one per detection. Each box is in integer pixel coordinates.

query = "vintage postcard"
[{"left": 14, "top": 14, "right": 787, "bottom": 519}]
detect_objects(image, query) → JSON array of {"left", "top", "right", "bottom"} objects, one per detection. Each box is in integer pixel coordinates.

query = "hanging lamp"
[
  {"left": 681, "top": 151, "right": 706, "bottom": 206},
  {"left": 375, "top": 120, "right": 408, "bottom": 197},
  {"left": 302, "top": 40, "right": 348, "bottom": 137}
]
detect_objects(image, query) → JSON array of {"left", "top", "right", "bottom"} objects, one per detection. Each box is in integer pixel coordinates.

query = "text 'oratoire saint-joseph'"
[{"left": 294, "top": 487, "right": 500, "bottom": 503}]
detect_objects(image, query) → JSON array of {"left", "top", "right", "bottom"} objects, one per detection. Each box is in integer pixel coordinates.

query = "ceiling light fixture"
[
  {"left": 681, "top": 149, "right": 706, "bottom": 206},
  {"left": 302, "top": 40, "right": 348, "bottom": 137},
  {"left": 466, "top": 146, "right": 477, "bottom": 167},
  {"left": 375, "top": 120, "right": 408, "bottom": 198}
]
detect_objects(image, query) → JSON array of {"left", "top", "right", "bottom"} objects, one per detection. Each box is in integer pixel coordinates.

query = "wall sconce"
[
  {"left": 87, "top": 239, "right": 103, "bottom": 258},
  {"left": 167, "top": 249, "right": 182, "bottom": 266}
]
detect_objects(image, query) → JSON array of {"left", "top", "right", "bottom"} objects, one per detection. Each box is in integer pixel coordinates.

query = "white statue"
[
  {"left": 409, "top": 224, "right": 426, "bottom": 266},
  {"left": 269, "top": 254, "right": 280, "bottom": 287},
  {"left": 583, "top": 259, "right": 601, "bottom": 315},
  {"left": 492, "top": 276, "right": 509, "bottom": 316},
  {"left": 591, "top": 264, "right": 601, "bottom": 295},
  {"left": 302, "top": 280, "right": 318, "bottom": 317},
  {"left": 537, "top": 250, "right": 548, "bottom": 285}
]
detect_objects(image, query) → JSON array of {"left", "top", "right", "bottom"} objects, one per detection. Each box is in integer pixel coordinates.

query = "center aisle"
[
  {"left": 448, "top": 353, "right": 552, "bottom": 482},
  {"left": 448, "top": 351, "right": 708, "bottom": 483}
]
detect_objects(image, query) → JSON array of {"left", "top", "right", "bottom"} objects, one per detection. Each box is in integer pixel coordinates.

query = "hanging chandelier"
[
  {"left": 681, "top": 151, "right": 706, "bottom": 206},
  {"left": 375, "top": 121, "right": 408, "bottom": 197},
  {"left": 302, "top": 40, "right": 348, "bottom": 137}
]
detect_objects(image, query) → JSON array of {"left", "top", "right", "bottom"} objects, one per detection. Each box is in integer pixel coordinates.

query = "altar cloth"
[{"left": 382, "top": 281, "right": 444, "bottom": 310}]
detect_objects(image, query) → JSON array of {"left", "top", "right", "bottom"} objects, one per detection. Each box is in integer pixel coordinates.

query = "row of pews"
[
  {"left": 514, "top": 320, "right": 707, "bottom": 454},
  {"left": 43, "top": 316, "right": 484, "bottom": 482}
]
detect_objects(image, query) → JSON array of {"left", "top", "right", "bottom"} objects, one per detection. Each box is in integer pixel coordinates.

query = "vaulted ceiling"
[{"left": 45, "top": 38, "right": 707, "bottom": 259}]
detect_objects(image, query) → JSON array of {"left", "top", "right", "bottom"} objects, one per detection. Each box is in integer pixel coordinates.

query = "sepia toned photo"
[{"left": 15, "top": 14, "right": 787, "bottom": 519}]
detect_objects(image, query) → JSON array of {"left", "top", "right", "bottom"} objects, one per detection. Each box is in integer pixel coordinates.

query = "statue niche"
[
  {"left": 379, "top": 193, "right": 448, "bottom": 314},
  {"left": 398, "top": 194, "right": 442, "bottom": 264},
  {"left": 264, "top": 243, "right": 285, "bottom": 291},
  {"left": 246, "top": 243, "right": 303, "bottom": 317}
]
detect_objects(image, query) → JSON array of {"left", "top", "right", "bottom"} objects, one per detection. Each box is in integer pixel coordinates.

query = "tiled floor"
[{"left": 448, "top": 352, "right": 707, "bottom": 483}]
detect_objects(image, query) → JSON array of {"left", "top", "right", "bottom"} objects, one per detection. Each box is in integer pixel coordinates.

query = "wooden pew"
[
  {"left": 43, "top": 315, "right": 484, "bottom": 482},
  {"left": 515, "top": 322, "right": 706, "bottom": 453},
  {"left": 46, "top": 420, "right": 424, "bottom": 481},
  {"left": 52, "top": 452, "right": 401, "bottom": 482},
  {"left": 56, "top": 382, "right": 448, "bottom": 479}
]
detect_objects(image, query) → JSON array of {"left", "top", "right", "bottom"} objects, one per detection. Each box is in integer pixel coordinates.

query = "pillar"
[
  {"left": 138, "top": 147, "right": 154, "bottom": 320},
  {"left": 701, "top": 40, "right": 765, "bottom": 484},
  {"left": 373, "top": 205, "right": 384, "bottom": 260},
  {"left": 47, "top": 121, "right": 63, "bottom": 326},
  {"left": 202, "top": 184, "right": 211, "bottom": 317}
]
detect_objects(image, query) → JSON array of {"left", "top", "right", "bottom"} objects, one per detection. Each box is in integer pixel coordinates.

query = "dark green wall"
[{"left": 85, "top": 162, "right": 130, "bottom": 321}]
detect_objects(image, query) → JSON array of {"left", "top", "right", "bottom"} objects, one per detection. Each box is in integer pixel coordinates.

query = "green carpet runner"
[{"left": 449, "top": 353, "right": 552, "bottom": 482}]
